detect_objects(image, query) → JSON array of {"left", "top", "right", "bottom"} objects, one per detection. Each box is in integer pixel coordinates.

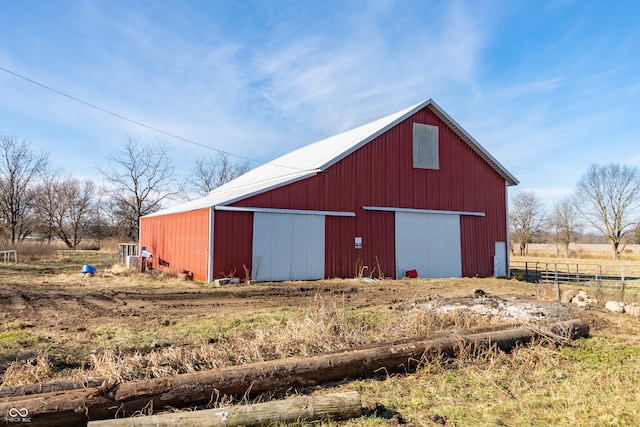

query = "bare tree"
[
  {"left": 35, "top": 170, "right": 96, "bottom": 249},
  {"left": 34, "top": 165, "right": 64, "bottom": 244},
  {"left": 0, "top": 133, "right": 48, "bottom": 244},
  {"left": 97, "top": 138, "right": 177, "bottom": 240},
  {"left": 188, "top": 151, "right": 251, "bottom": 196},
  {"left": 547, "top": 197, "right": 581, "bottom": 258},
  {"left": 94, "top": 197, "right": 125, "bottom": 240},
  {"left": 575, "top": 163, "right": 640, "bottom": 260},
  {"left": 59, "top": 179, "right": 96, "bottom": 249},
  {"left": 509, "top": 191, "right": 545, "bottom": 256}
]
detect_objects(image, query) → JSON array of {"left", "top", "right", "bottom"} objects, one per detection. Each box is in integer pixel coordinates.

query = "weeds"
[
  {"left": 2, "top": 354, "right": 53, "bottom": 386},
  {"left": 0, "top": 298, "right": 500, "bottom": 386}
]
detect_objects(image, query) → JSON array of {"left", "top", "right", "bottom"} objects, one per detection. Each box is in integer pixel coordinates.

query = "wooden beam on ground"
[
  {"left": 0, "top": 379, "right": 105, "bottom": 399},
  {"left": 0, "top": 319, "right": 589, "bottom": 427},
  {"left": 87, "top": 391, "right": 361, "bottom": 427},
  {"left": 0, "top": 323, "right": 534, "bottom": 399}
]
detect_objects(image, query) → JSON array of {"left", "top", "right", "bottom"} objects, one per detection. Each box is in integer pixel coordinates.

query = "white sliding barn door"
[
  {"left": 494, "top": 241, "right": 507, "bottom": 278},
  {"left": 395, "top": 212, "right": 462, "bottom": 278},
  {"left": 252, "top": 212, "right": 325, "bottom": 281}
]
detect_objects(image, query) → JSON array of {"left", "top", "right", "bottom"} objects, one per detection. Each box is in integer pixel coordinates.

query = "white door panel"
[
  {"left": 494, "top": 241, "right": 506, "bottom": 278},
  {"left": 395, "top": 212, "right": 462, "bottom": 278},
  {"left": 253, "top": 213, "right": 291, "bottom": 281},
  {"left": 290, "top": 214, "right": 325, "bottom": 280},
  {"left": 253, "top": 212, "right": 324, "bottom": 281}
]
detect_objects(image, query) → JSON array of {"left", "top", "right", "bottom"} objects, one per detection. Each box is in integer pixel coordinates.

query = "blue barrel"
[{"left": 82, "top": 265, "right": 97, "bottom": 274}]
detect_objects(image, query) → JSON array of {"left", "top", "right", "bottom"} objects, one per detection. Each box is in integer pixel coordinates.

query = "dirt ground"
[
  {"left": 1, "top": 275, "right": 578, "bottom": 330},
  {"left": 0, "top": 269, "right": 600, "bottom": 377}
]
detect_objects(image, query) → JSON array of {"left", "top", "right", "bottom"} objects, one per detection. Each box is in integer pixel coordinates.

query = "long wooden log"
[
  {"left": 87, "top": 391, "right": 361, "bottom": 427},
  {"left": 0, "top": 319, "right": 589, "bottom": 427},
  {"left": 0, "top": 379, "right": 105, "bottom": 399},
  {"left": 0, "top": 322, "right": 535, "bottom": 399}
]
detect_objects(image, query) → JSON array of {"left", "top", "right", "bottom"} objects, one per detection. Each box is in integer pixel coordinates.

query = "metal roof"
[{"left": 145, "top": 99, "right": 518, "bottom": 218}]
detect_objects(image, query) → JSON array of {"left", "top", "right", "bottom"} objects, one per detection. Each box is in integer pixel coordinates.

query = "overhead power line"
[{"left": 0, "top": 65, "right": 313, "bottom": 173}]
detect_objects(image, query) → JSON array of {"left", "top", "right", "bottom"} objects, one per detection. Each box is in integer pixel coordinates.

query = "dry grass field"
[
  {"left": 1, "top": 247, "right": 639, "bottom": 426},
  {"left": 516, "top": 243, "right": 640, "bottom": 263}
]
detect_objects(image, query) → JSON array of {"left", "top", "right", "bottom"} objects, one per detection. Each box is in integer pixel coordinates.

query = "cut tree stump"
[
  {"left": 86, "top": 391, "right": 362, "bottom": 427},
  {"left": 0, "top": 319, "right": 589, "bottom": 427}
]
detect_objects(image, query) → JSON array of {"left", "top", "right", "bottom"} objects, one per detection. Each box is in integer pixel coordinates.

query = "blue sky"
[{"left": 1, "top": 0, "right": 639, "bottom": 209}]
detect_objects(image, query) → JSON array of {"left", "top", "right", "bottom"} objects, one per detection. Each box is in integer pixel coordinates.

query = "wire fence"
[{"left": 510, "top": 260, "right": 640, "bottom": 291}]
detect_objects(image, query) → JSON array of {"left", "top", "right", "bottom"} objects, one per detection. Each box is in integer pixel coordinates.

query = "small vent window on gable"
[{"left": 412, "top": 123, "right": 439, "bottom": 170}]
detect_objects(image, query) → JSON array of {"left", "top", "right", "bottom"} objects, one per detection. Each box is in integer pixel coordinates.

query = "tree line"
[
  {"left": 0, "top": 133, "right": 249, "bottom": 248},
  {"left": 510, "top": 163, "right": 640, "bottom": 260}
]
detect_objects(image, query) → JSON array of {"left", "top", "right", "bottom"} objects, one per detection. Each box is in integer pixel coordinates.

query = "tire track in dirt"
[
  {"left": 1, "top": 285, "right": 37, "bottom": 320},
  {"left": 0, "top": 281, "right": 414, "bottom": 332}
]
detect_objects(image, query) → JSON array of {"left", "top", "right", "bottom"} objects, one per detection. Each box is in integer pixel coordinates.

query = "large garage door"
[
  {"left": 395, "top": 212, "right": 462, "bottom": 278},
  {"left": 252, "top": 212, "right": 325, "bottom": 281}
]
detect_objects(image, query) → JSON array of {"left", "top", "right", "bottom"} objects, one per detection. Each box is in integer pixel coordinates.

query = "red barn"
[{"left": 140, "top": 99, "right": 518, "bottom": 282}]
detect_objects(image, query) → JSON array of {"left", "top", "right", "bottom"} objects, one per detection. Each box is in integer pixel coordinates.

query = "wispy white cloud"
[
  {"left": 2, "top": 0, "right": 640, "bottom": 200},
  {"left": 233, "top": 0, "right": 493, "bottom": 146}
]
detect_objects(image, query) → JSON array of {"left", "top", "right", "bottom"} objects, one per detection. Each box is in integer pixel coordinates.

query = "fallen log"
[
  {"left": 87, "top": 391, "right": 362, "bottom": 427},
  {"left": 0, "top": 378, "right": 104, "bottom": 399},
  {"left": 0, "top": 322, "right": 533, "bottom": 399},
  {"left": 0, "top": 319, "right": 588, "bottom": 427}
]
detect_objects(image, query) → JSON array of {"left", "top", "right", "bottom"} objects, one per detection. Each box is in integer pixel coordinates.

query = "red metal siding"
[
  {"left": 226, "top": 107, "right": 507, "bottom": 278},
  {"left": 212, "top": 210, "right": 253, "bottom": 280},
  {"left": 324, "top": 211, "right": 395, "bottom": 278},
  {"left": 139, "top": 208, "right": 210, "bottom": 281},
  {"left": 354, "top": 210, "right": 396, "bottom": 278},
  {"left": 324, "top": 215, "right": 357, "bottom": 278}
]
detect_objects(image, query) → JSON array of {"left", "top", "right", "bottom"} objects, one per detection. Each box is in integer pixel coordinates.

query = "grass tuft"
[{"left": 1, "top": 353, "right": 53, "bottom": 386}]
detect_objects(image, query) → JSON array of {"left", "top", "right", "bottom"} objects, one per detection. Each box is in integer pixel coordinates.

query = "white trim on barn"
[
  {"left": 215, "top": 206, "right": 355, "bottom": 217},
  {"left": 208, "top": 207, "right": 215, "bottom": 283},
  {"left": 362, "top": 206, "right": 485, "bottom": 217},
  {"left": 426, "top": 102, "right": 518, "bottom": 186}
]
